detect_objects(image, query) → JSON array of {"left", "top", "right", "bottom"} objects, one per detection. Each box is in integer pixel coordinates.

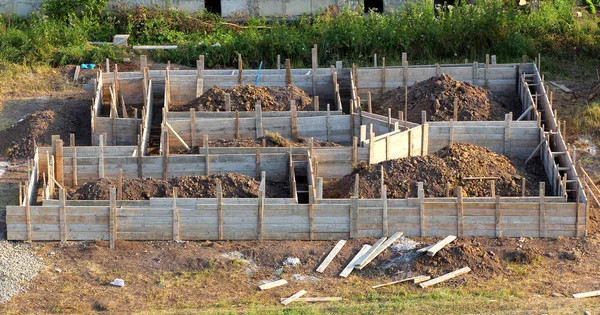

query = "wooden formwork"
[{"left": 8, "top": 60, "right": 587, "bottom": 242}]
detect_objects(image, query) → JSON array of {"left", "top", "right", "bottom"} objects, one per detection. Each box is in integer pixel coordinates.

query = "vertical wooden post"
[
  {"left": 495, "top": 195, "right": 502, "bottom": 237},
  {"left": 314, "top": 96, "right": 320, "bottom": 111},
  {"left": 404, "top": 85, "right": 408, "bottom": 123},
  {"left": 140, "top": 55, "right": 147, "bottom": 70},
  {"left": 453, "top": 98, "right": 458, "bottom": 121},
  {"left": 172, "top": 187, "right": 180, "bottom": 241},
  {"left": 490, "top": 180, "right": 496, "bottom": 197},
  {"left": 456, "top": 186, "right": 464, "bottom": 237},
  {"left": 72, "top": 146, "right": 78, "bottom": 187},
  {"left": 504, "top": 112, "right": 512, "bottom": 156},
  {"left": 312, "top": 45, "right": 318, "bottom": 97},
  {"left": 256, "top": 146, "right": 261, "bottom": 179},
  {"left": 382, "top": 185, "right": 388, "bottom": 237},
  {"left": 237, "top": 54, "right": 243, "bottom": 85},
  {"left": 418, "top": 182, "right": 425, "bottom": 236},
  {"left": 137, "top": 134, "right": 143, "bottom": 178},
  {"left": 190, "top": 108, "right": 197, "bottom": 147},
  {"left": 25, "top": 181, "right": 31, "bottom": 242},
  {"left": 367, "top": 91, "right": 372, "bottom": 113},
  {"left": 291, "top": 104, "right": 298, "bottom": 141},
  {"left": 472, "top": 61, "right": 478, "bottom": 85},
  {"left": 402, "top": 52, "right": 408, "bottom": 87},
  {"left": 54, "top": 139, "right": 64, "bottom": 186},
  {"left": 109, "top": 187, "right": 116, "bottom": 249},
  {"left": 326, "top": 104, "right": 332, "bottom": 141},
  {"left": 99, "top": 134, "right": 105, "bottom": 179},
  {"left": 354, "top": 173, "right": 360, "bottom": 197},
  {"left": 277, "top": 55, "right": 281, "bottom": 70},
  {"left": 350, "top": 196, "right": 359, "bottom": 238},
  {"left": 381, "top": 57, "right": 386, "bottom": 95},
  {"left": 163, "top": 127, "right": 169, "bottom": 179},
  {"left": 421, "top": 110, "right": 427, "bottom": 125},
  {"left": 435, "top": 63, "right": 440, "bottom": 76},
  {"left": 258, "top": 188, "right": 265, "bottom": 241},
  {"left": 235, "top": 110, "right": 240, "bottom": 139},
  {"left": 316, "top": 177, "right": 323, "bottom": 200},
  {"left": 421, "top": 123, "right": 429, "bottom": 156},
  {"left": 522, "top": 178, "right": 527, "bottom": 197},
  {"left": 352, "top": 136, "right": 358, "bottom": 166},
  {"left": 373, "top": 53, "right": 377, "bottom": 67},
  {"left": 204, "top": 135, "right": 210, "bottom": 176},
  {"left": 118, "top": 169, "right": 123, "bottom": 200},
  {"left": 309, "top": 185, "right": 314, "bottom": 240},
  {"left": 368, "top": 132, "right": 375, "bottom": 164},
  {"left": 225, "top": 93, "right": 231, "bottom": 111},
  {"left": 196, "top": 55, "right": 204, "bottom": 97},
  {"left": 255, "top": 103, "right": 263, "bottom": 138},
  {"left": 105, "top": 58, "right": 110, "bottom": 73},
  {"left": 285, "top": 59, "right": 291, "bottom": 85},
  {"left": 217, "top": 181, "right": 223, "bottom": 240},
  {"left": 485, "top": 54, "right": 490, "bottom": 88},
  {"left": 539, "top": 182, "right": 546, "bottom": 238},
  {"left": 491, "top": 55, "right": 497, "bottom": 64}
]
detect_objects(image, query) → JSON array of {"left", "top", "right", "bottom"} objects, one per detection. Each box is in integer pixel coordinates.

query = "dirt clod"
[
  {"left": 70, "top": 174, "right": 289, "bottom": 200},
  {"left": 325, "top": 143, "right": 528, "bottom": 199},
  {"left": 374, "top": 74, "right": 508, "bottom": 123},
  {"left": 172, "top": 84, "right": 312, "bottom": 112}
]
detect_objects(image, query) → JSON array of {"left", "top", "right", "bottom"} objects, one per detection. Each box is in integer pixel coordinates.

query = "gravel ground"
[{"left": 0, "top": 241, "right": 44, "bottom": 303}]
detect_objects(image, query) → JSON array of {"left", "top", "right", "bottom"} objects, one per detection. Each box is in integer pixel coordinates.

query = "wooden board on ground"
[
  {"left": 572, "top": 290, "right": 600, "bottom": 299},
  {"left": 419, "top": 267, "right": 471, "bottom": 288},
  {"left": 258, "top": 279, "right": 288, "bottom": 290},
  {"left": 371, "top": 275, "right": 431, "bottom": 289},
  {"left": 316, "top": 239, "right": 347, "bottom": 273},
  {"left": 281, "top": 290, "right": 308, "bottom": 306},
  {"left": 280, "top": 297, "right": 343, "bottom": 302},
  {"left": 355, "top": 231, "right": 404, "bottom": 269},
  {"left": 339, "top": 244, "right": 372, "bottom": 278},
  {"left": 426, "top": 235, "right": 457, "bottom": 257}
]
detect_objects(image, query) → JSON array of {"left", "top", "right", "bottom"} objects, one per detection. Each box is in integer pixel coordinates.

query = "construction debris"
[
  {"left": 427, "top": 235, "right": 457, "bottom": 257},
  {"left": 572, "top": 290, "right": 600, "bottom": 299},
  {"left": 258, "top": 279, "right": 288, "bottom": 291},
  {"left": 281, "top": 290, "right": 308, "bottom": 305},
  {"left": 339, "top": 244, "right": 372, "bottom": 278},
  {"left": 419, "top": 267, "right": 472, "bottom": 288},
  {"left": 315, "top": 240, "right": 347, "bottom": 273},
  {"left": 353, "top": 237, "right": 387, "bottom": 269},
  {"left": 371, "top": 275, "right": 431, "bottom": 289},
  {"left": 280, "top": 297, "right": 343, "bottom": 302},
  {"left": 355, "top": 231, "right": 404, "bottom": 269}
]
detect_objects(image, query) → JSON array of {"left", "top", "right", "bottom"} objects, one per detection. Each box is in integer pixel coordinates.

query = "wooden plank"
[
  {"left": 353, "top": 237, "right": 387, "bottom": 269},
  {"left": 371, "top": 275, "right": 431, "bottom": 289},
  {"left": 339, "top": 244, "right": 372, "bottom": 278},
  {"left": 280, "top": 297, "right": 342, "bottom": 303},
  {"left": 316, "top": 239, "right": 347, "bottom": 273},
  {"left": 258, "top": 279, "right": 288, "bottom": 291},
  {"left": 281, "top": 290, "right": 308, "bottom": 306},
  {"left": 419, "top": 267, "right": 471, "bottom": 288},
  {"left": 573, "top": 290, "right": 600, "bottom": 299},
  {"left": 355, "top": 231, "right": 404, "bottom": 269},
  {"left": 548, "top": 81, "right": 571, "bottom": 93},
  {"left": 426, "top": 235, "right": 457, "bottom": 257}
]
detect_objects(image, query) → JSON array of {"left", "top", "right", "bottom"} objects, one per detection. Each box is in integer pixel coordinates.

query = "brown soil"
[
  {"left": 69, "top": 174, "right": 289, "bottom": 200},
  {"left": 182, "top": 132, "right": 342, "bottom": 152},
  {"left": 324, "top": 143, "right": 544, "bottom": 199},
  {"left": 170, "top": 84, "right": 313, "bottom": 112},
  {"left": 0, "top": 103, "right": 91, "bottom": 160},
  {"left": 373, "top": 74, "right": 509, "bottom": 123}
]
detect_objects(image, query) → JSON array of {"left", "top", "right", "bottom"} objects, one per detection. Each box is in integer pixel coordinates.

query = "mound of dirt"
[
  {"left": 171, "top": 84, "right": 313, "bottom": 112},
  {"left": 184, "top": 132, "right": 342, "bottom": 152},
  {"left": 70, "top": 174, "right": 289, "bottom": 200},
  {"left": 374, "top": 74, "right": 508, "bottom": 123},
  {"left": 324, "top": 143, "right": 524, "bottom": 199},
  {"left": 0, "top": 105, "right": 91, "bottom": 160}
]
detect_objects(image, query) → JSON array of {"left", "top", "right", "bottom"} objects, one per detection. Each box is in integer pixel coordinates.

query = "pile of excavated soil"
[
  {"left": 182, "top": 132, "right": 341, "bottom": 152},
  {"left": 324, "top": 143, "right": 527, "bottom": 199},
  {"left": 171, "top": 84, "right": 313, "bottom": 112},
  {"left": 70, "top": 174, "right": 289, "bottom": 200},
  {"left": 0, "top": 105, "right": 91, "bottom": 160},
  {"left": 374, "top": 74, "right": 508, "bottom": 123}
]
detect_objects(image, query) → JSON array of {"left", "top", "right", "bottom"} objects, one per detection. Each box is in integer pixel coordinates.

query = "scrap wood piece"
[
  {"left": 419, "top": 267, "right": 471, "bottom": 288},
  {"left": 573, "top": 290, "right": 600, "bottom": 299},
  {"left": 371, "top": 275, "right": 431, "bottom": 289},
  {"left": 353, "top": 237, "right": 387, "bottom": 269},
  {"left": 258, "top": 279, "right": 288, "bottom": 291},
  {"left": 339, "top": 244, "right": 372, "bottom": 278},
  {"left": 280, "top": 297, "right": 342, "bottom": 302},
  {"left": 355, "top": 231, "right": 404, "bottom": 270},
  {"left": 416, "top": 244, "right": 434, "bottom": 253},
  {"left": 316, "top": 239, "right": 347, "bottom": 273},
  {"left": 281, "top": 290, "right": 307, "bottom": 306},
  {"left": 427, "top": 235, "right": 457, "bottom": 257},
  {"left": 548, "top": 81, "right": 572, "bottom": 93}
]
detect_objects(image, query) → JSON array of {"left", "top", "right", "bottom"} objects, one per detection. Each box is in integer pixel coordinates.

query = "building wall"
[{"left": 0, "top": 0, "right": 408, "bottom": 17}]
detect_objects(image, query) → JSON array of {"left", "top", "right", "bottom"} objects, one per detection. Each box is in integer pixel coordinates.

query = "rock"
[
  {"left": 550, "top": 292, "right": 564, "bottom": 297},
  {"left": 291, "top": 274, "right": 320, "bottom": 283},
  {"left": 532, "top": 294, "right": 542, "bottom": 297},
  {"left": 54, "top": 268, "right": 62, "bottom": 273},
  {"left": 282, "top": 257, "right": 301, "bottom": 267}
]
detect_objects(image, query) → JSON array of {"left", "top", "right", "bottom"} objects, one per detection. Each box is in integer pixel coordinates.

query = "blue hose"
[{"left": 256, "top": 61, "right": 263, "bottom": 85}]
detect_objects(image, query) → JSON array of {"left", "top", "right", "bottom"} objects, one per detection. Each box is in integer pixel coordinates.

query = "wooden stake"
[
  {"left": 237, "top": 54, "right": 243, "bottom": 84},
  {"left": 172, "top": 187, "right": 180, "bottom": 241},
  {"left": 217, "top": 181, "right": 223, "bottom": 240},
  {"left": 118, "top": 169, "right": 123, "bottom": 200},
  {"left": 109, "top": 187, "right": 116, "bottom": 249},
  {"left": 285, "top": 59, "right": 291, "bottom": 85}
]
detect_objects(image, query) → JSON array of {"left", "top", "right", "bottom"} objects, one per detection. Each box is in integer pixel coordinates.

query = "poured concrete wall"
[{"left": 0, "top": 0, "right": 410, "bottom": 17}]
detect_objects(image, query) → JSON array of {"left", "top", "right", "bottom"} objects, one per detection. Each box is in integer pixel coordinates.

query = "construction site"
[{"left": 1, "top": 51, "right": 600, "bottom": 313}]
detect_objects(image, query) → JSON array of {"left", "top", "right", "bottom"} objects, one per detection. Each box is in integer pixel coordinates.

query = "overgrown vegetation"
[
  {"left": 573, "top": 101, "right": 600, "bottom": 137},
  {"left": 0, "top": 0, "right": 598, "bottom": 72}
]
